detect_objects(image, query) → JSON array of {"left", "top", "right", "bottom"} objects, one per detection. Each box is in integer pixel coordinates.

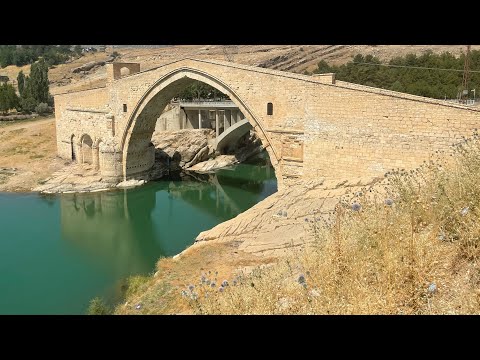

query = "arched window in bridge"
[
  {"left": 267, "top": 102, "right": 273, "bottom": 116},
  {"left": 123, "top": 104, "right": 127, "bottom": 112},
  {"left": 120, "top": 67, "right": 130, "bottom": 77}
]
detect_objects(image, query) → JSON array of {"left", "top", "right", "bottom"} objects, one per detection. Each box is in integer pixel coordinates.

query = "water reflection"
[
  {"left": 36, "top": 152, "right": 277, "bottom": 313},
  {"left": 0, "top": 152, "right": 276, "bottom": 314},
  {"left": 50, "top": 152, "right": 276, "bottom": 309},
  {"left": 60, "top": 189, "right": 159, "bottom": 276}
]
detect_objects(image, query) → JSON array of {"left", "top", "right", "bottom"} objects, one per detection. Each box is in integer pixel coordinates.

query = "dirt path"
[
  {"left": 0, "top": 117, "right": 55, "bottom": 131},
  {"left": 0, "top": 117, "right": 65, "bottom": 192}
]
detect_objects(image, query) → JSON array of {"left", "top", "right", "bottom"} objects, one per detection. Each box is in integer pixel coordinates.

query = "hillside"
[{"left": 1, "top": 45, "right": 478, "bottom": 96}]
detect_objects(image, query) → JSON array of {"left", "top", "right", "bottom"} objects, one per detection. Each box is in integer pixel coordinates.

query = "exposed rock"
[
  {"left": 187, "top": 155, "right": 238, "bottom": 173},
  {"left": 152, "top": 129, "right": 215, "bottom": 170},
  {"left": 116, "top": 179, "right": 146, "bottom": 189},
  {"left": 187, "top": 134, "right": 264, "bottom": 173},
  {"left": 152, "top": 129, "right": 264, "bottom": 175},
  {"left": 0, "top": 114, "right": 38, "bottom": 121},
  {"left": 193, "top": 176, "right": 383, "bottom": 257},
  {"left": 71, "top": 57, "right": 113, "bottom": 74},
  {"left": 0, "top": 167, "right": 17, "bottom": 175},
  {"left": 184, "top": 145, "right": 210, "bottom": 168},
  {"left": 33, "top": 163, "right": 117, "bottom": 194}
]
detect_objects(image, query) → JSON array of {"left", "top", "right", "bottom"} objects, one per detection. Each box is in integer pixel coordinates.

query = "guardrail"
[{"left": 444, "top": 99, "right": 476, "bottom": 106}]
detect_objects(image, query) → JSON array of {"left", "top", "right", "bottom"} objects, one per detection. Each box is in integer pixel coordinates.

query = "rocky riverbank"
[
  {"left": 152, "top": 128, "right": 264, "bottom": 174},
  {"left": 33, "top": 128, "right": 265, "bottom": 194}
]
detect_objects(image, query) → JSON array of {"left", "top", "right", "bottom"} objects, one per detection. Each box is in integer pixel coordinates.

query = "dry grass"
[
  {"left": 115, "top": 132, "right": 480, "bottom": 315},
  {"left": 178, "top": 135, "right": 480, "bottom": 314},
  {"left": 114, "top": 241, "right": 277, "bottom": 315},
  {"left": 0, "top": 117, "right": 64, "bottom": 192}
]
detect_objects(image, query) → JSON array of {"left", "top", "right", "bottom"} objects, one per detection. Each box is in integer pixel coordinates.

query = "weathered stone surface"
[
  {"left": 0, "top": 114, "right": 38, "bottom": 121},
  {"left": 33, "top": 164, "right": 117, "bottom": 194},
  {"left": 187, "top": 155, "right": 237, "bottom": 172},
  {"left": 152, "top": 129, "right": 214, "bottom": 170},
  {"left": 116, "top": 179, "right": 146, "bottom": 188},
  {"left": 55, "top": 58, "right": 480, "bottom": 191},
  {"left": 71, "top": 56, "right": 114, "bottom": 74},
  {"left": 184, "top": 145, "right": 210, "bottom": 168},
  {"left": 193, "top": 176, "right": 381, "bottom": 257}
]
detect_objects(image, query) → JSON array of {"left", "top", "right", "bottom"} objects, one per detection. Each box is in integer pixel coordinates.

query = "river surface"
[{"left": 0, "top": 154, "right": 276, "bottom": 314}]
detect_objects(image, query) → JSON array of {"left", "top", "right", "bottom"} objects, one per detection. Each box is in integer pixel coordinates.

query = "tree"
[
  {"left": 17, "top": 70, "right": 25, "bottom": 96},
  {"left": 177, "top": 81, "right": 229, "bottom": 101},
  {"left": 18, "top": 60, "right": 52, "bottom": 113},
  {"left": 315, "top": 60, "right": 332, "bottom": 74},
  {"left": 0, "top": 83, "right": 19, "bottom": 114},
  {"left": 74, "top": 45, "right": 82, "bottom": 56},
  {"left": 390, "top": 80, "right": 405, "bottom": 93},
  {"left": 26, "top": 59, "right": 50, "bottom": 104}
]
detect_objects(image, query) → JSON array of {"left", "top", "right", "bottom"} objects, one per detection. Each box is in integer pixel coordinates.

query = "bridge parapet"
[{"left": 106, "top": 62, "right": 141, "bottom": 82}]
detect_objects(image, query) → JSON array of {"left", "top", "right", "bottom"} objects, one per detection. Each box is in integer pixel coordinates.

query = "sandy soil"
[{"left": 0, "top": 117, "right": 65, "bottom": 192}]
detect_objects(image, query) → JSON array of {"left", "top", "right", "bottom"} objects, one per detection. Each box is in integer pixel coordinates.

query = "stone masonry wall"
[
  {"left": 54, "top": 58, "right": 480, "bottom": 187},
  {"left": 55, "top": 87, "right": 110, "bottom": 160}
]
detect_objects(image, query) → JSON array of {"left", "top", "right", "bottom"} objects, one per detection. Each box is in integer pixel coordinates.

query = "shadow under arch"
[
  {"left": 120, "top": 67, "right": 281, "bottom": 183},
  {"left": 80, "top": 133, "right": 93, "bottom": 165}
]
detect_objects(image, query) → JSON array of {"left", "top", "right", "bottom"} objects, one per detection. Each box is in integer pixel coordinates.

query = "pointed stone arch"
[
  {"left": 80, "top": 134, "right": 94, "bottom": 165},
  {"left": 120, "top": 67, "right": 281, "bottom": 184}
]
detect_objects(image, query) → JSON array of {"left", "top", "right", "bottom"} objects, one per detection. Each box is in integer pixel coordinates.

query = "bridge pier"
[
  {"left": 92, "top": 144, "right": 99, "bottom": 170},
  {"left": 98, "top": 146, "right": 123, "bottom": 180},
  {"left": 225, "top": 110, "right": 230, "bottom": 129}
]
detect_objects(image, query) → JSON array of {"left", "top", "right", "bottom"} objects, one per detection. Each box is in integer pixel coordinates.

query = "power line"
[
  {"left": 351, "top": 61, "right": 480, "bottom": 73},
  {"left": 462, "top": 45, "right": 472, "bottom": 98}
]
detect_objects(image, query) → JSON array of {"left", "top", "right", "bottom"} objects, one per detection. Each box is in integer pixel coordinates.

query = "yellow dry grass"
[
  {"left": 118, "top": 132, "right": 480, "bottom": 315},
  {"left": 178, "top": 137, "right": 480, "bottom": 314},
  {"left": 0, "top": 117, "right": 64, "bottom": 192}
]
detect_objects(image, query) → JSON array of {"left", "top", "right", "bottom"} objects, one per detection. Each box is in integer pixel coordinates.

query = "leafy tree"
[
  {"left": 35, "top": 102, "right": 50, "bottom": 115},
  {"left": 18, "top": 59, "right": 52, "bottom": 113},
  {"left": 19, "top": 93, "right": 37, "bottom": 113},
  {"left": 26, "top": 59, "right": 50, "bottom": 104},
  {"left": 315, "top": 60, "right": 332, "bottom": 74},
  {"left": 390, "top": 80, "right": 405, "bottom": 93},
  {"left": 316, "top": 50, "right": 480, "bottom": 100},
  {"left": 74, "top": 45, "right": 82, "bottom": 56},
  {"left": 177, "top": 81, "right": 229, "bottom": 101},
  {"left": 17, "top": 70, "right": 25, "bottom": 96},
  {"left": 0, "top": 83, "right": 19, "bottom": 114},
  {"left": 0, "top": 45, "right": 74, "bottom": 68}
]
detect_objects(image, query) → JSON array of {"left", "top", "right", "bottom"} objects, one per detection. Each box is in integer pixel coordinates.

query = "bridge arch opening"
[
  {"left": 120, "top": 67, "right": 130, "bottom": 77},
  {"left": 80, "top": 134, "right": 93, "bottom": 165},
  {"left": 121, "top": 69, "right": 280, "bottom": 184}
]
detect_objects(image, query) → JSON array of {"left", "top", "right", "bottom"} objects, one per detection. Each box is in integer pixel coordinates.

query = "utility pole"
[{"left": 461, "top": 45, "right": 471, "bottom": 103}]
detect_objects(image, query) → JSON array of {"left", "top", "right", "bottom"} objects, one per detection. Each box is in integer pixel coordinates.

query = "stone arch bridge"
[{"left": 55, "top": 58, "right": 480, "bottom": 189}]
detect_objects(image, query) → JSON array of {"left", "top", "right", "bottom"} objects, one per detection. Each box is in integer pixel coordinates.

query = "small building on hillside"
[{"left": 0, "top": 75, "right": 9, "bottom": 84}]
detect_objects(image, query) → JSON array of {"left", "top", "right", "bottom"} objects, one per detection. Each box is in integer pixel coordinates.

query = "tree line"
[
  {"left": 0, "top": 45, "right": 83, "bottom": 68},
  {"left": 0, "top": 59, "right": 52, "bottom": 115},
  {"left": 308, "top": 50, "right": 480, "bottom": 99},
  {"left": 177, "top": 81, "right": 229, "bottom": 101}
]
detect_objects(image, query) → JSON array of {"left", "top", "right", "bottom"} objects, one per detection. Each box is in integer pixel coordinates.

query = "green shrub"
[
  {"left": 87, "top": 297, "right": 110, "bottom": 315},
  {"left": 35, "top": 102, "right": 50, "bottom": 115}
]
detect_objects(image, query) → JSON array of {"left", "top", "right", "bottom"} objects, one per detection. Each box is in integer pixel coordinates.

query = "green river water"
[{"left": 0, "top": 154, "right": 276, "bottom": 314}]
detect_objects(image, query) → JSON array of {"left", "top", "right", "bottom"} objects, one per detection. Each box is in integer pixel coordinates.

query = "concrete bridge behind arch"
[{"left": 54, "top": 58, "right": 480, "bottom": 189}]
